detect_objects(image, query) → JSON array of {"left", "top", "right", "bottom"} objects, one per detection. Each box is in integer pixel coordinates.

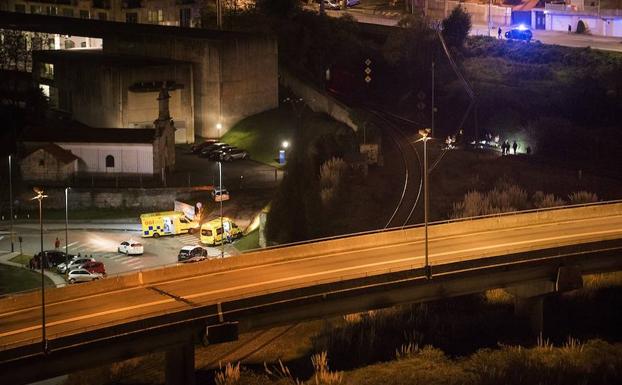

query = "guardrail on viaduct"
[
  {"left": 1, "top": 201, "right": 622, "bottom": 385},
  {"left": 2, "top": 200, "right": 622, "bottom": 314}
]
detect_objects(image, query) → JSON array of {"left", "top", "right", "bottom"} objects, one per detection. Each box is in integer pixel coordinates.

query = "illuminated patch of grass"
[
  {"left": 0, "top": 264, "right": 54, "bottom": 295},
  {"left": 9, "top": 254, "right": 32, "bottom": 266}
]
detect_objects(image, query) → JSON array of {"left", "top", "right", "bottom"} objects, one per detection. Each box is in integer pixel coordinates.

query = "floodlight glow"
[{"left": 517, "top": 24, "right": 528, "bottom": 31}]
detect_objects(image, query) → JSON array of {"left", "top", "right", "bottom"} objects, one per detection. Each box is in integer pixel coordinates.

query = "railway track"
[{"left": 369, "top": 110, "right": 424, "bottom": 229}]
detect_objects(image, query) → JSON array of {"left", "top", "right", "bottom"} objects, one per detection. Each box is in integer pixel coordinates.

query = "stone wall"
[
  {"left": 20, "top": 148, "right": 76, "bottom": 182},
  {"left": 16, "top": 186, "right": 212, "bottom": 211}
]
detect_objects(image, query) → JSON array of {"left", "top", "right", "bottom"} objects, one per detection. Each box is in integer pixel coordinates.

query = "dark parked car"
[
  {"left": 191, "top": 139, "right": 217, "bottom": 154},
  {"left": 222, "top": 148, "right": 248, "bottom": 162},
  {"left": 178, "top": 246, "right": 208, "bottom": 263},
  {"left": 199, "top": 143, "right": 228, "bottom": 158},
  {"left": 208, "top": 146, "right": 238, "bottom": 161},
  {"left": 505, "top": 26, "right": 533, "bottom": 42},
  {"left": 31, "top": 250, "right": 74, "bottom": 268}
]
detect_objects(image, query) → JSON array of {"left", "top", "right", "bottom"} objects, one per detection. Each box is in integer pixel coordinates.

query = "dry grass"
[
  {"left": 483, "top": 289, "right": 513, "bottom": 305},
  {"left": 583, "top": 272, "right": 622, "bottom": 289}
]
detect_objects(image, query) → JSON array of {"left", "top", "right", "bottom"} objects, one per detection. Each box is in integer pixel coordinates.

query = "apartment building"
[{"left": 1, "top": 0, "right": 203, "bottom": 28}]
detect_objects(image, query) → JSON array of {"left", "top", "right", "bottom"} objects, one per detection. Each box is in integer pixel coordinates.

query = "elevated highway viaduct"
[{"left": 1, "top": 202, "right": 622, "bottom": 384}]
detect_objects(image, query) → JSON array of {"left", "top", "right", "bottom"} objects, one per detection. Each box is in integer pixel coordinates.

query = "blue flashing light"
[{"left": 517, "top": 24, "right": 528, "bottom": 31}]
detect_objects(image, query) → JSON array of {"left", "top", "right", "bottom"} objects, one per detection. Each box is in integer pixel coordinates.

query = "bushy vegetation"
[
  {"left": 265, "top": 112, "right": 359, "bottom": 244},
  {"left": 450, "top": 178, "right": 599, "bottom": 218},
  {"left": 441, "top": 6, "right": 472, "bottom": 48}
]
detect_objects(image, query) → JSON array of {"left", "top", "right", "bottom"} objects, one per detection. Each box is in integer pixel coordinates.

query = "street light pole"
[
  {"left": 8, "top": 155, "right": 14, "bottom": 253},
  {"left": 31, "top": 187, "right": 48, "bottom": 353},
  {"left": 418, "top": 129, "right": 432, "bottom": 279},
  {"left": 219, "top": 161, "right": 224, "bottom": 259},
  {"left": 64, "top": 187, "right": 71, "bottom": 268},
  {"left": 488, "top": 0, "right": 492, "bottom": 37}
]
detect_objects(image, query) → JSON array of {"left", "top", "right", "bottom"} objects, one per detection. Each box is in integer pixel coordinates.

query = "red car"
[{"left": 81, "top": 261, "right": 106, "bottom": 275}]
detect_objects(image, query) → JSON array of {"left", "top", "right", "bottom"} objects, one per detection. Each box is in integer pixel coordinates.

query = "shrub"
[
  {"left": 319, "top": 157, "right": 348, "bottom": 206},
  {"left": 442, "top": 6, "right": 472, "bottom": 48},
  {"left": 568, "top": 191, "right": 598, "bottom": 204},
  {"left": 215, "top": 362, "right": 241, "bottom": 385}
]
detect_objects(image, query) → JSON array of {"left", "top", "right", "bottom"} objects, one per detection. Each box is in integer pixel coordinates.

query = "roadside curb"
[{"left": 0, "top": 251, "right": 67, "bottom": 288}]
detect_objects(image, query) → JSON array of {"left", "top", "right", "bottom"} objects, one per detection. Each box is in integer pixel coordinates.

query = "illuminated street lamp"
[
  {"left": 8, "top": 155, "right": 14, "bottom": 253},
  {"left": 216, "top": 122, "right": 222, "bottom": 140},
  {"left": 418, "top": 129, "right": 432, "bottom": 279},
  {"left": 30, "top": 187, "right": 48, "bottom": 353},
  {"left": 64, "top": 187, "right": 71, "bottom": 268}
]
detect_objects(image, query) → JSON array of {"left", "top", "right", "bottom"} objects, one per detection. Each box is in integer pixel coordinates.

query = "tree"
[
  {"left": 441, "top": 6, "right": 471, "bottom": 49},
  {"left": 255, "top": 0, "right": 300, "bottom": 18}
]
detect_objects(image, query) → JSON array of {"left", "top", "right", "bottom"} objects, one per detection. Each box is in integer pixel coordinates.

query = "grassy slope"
[
  {"left": 0, "top": 264, "right": 54, "bottom": 295},
  {"left": 221, "top": 108, "right": 296, "bottom": 167}
]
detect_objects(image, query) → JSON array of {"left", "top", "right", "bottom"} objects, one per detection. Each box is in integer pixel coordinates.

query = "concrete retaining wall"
[
  {"left": 15, "top": 186, "right": 212, "bottom": 211},
  {"left": 279, "top": 69, "right": 358, "bottom": 132}
]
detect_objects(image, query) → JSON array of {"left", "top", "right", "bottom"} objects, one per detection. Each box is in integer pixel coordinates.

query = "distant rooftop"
[{"left": 24, "top": 119, "right": 157, "bottom": 144}]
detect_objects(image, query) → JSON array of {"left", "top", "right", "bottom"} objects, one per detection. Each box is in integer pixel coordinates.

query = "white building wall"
[
  {"left": 546, "top": 11, "right": 622, "bottom": 36},
  {"left": 57, "top": 142, "right": 154, "bottom": 174}
]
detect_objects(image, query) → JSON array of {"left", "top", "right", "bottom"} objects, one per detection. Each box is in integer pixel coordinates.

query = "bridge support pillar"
[
  {"left": 508, "top": 281, "right": 555, "bottom": 336},
  {"left": 165, "top": 341, "right": 195, "bottom": 385}
]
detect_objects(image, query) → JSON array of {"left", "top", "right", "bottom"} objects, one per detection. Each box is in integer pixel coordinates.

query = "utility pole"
[
  {"left": 431, "top": 61, "right": 435, "bottom": 138},
  {"left": 488, "top": 0, "right": 492, "bottom": 37},
  {"left": 8, "top": 155, "right": 14, "bottom": 253},
  {"left": 31, "top": 188, "right": 48, "bottom": 353}
]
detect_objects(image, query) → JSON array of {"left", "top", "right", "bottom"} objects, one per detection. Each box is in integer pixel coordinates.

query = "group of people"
[{"left": 501, "top": 140, "right": 518, "bottom": 156}]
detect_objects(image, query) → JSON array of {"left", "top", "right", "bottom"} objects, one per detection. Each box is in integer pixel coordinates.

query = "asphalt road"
[
  {"left": 1, "top": 213, "right": 621, "bottom": 350},
  {"left": 318, "top": 7, "right": 622, "bottom": 52}
]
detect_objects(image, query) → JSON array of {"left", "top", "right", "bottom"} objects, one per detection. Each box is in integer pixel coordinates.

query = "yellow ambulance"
[
  {"left": 140, "top": 211, "right": 199, "bottom": 238},
  {"left": 200, "top": 217, "right": 242, "bottom": 246}
]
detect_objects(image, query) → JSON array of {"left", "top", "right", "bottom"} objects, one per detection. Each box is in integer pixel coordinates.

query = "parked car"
[
  {"left": 199, "top": 143, "right": 228, "bottom": 158},
  {"left": 118, "top": 240, "right": 144, "bottom": 255},
  {"left": 505, "top": 25, "right": 533, "bottom": 42},
  {"left": 81, "top": 261, "right": 106, "bottom": 275},
  {"left": 191, "top": 139, "right": 217, "bottom": 154},
  {"left": 67, "top": 269, "right": 103, "bottom": 284},
  {"left": 177, "top": 246, "right": 208, "bottom": 263},
  {"left": 207, "top": 146, "right": 237, "bottom": 161},
  {"left": 211, "top": 187, "right": 230, "bottom": 202},
  {"left": 57, "top": 257, "right": 96, "bottom": 274},
  {"left": 323, "top": 0, "right": 341, "bottom": 10},
  {"left": 222, "top": 148, "right": 248, "bottom": 162},
  {"left": 33, "top": 250, "right": 74, "bottom": 268}
]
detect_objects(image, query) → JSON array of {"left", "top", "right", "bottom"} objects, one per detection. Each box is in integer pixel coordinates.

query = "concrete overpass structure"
[
  {"left": 1, "top": 201, "right": 622, "bottom": 384},
  {"left": 0, "top": 11, "right": 278, "bottom": 140}
]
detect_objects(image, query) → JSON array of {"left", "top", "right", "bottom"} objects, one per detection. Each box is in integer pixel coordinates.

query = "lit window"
[{"left": 105, "top": 155, "right": 115, "bottom": 168}]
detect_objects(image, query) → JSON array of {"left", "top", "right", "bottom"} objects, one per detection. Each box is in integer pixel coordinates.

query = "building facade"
[
  {"left": 1, "top": 0, "right": 203, "bottom": 28},
  {"left": 20, "top": 143, "right": 79, "bottom": 181},
  {"left": 33, "top": 49, "right": 195, "bottom": 143}
]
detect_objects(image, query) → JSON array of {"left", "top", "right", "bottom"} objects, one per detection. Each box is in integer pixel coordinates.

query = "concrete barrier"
[
  {"left": 3, "top": 203, "right": 621, "bottom": 311},
  {"left": 0, "top": 273, "right": 142, "bottom": 314}
]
